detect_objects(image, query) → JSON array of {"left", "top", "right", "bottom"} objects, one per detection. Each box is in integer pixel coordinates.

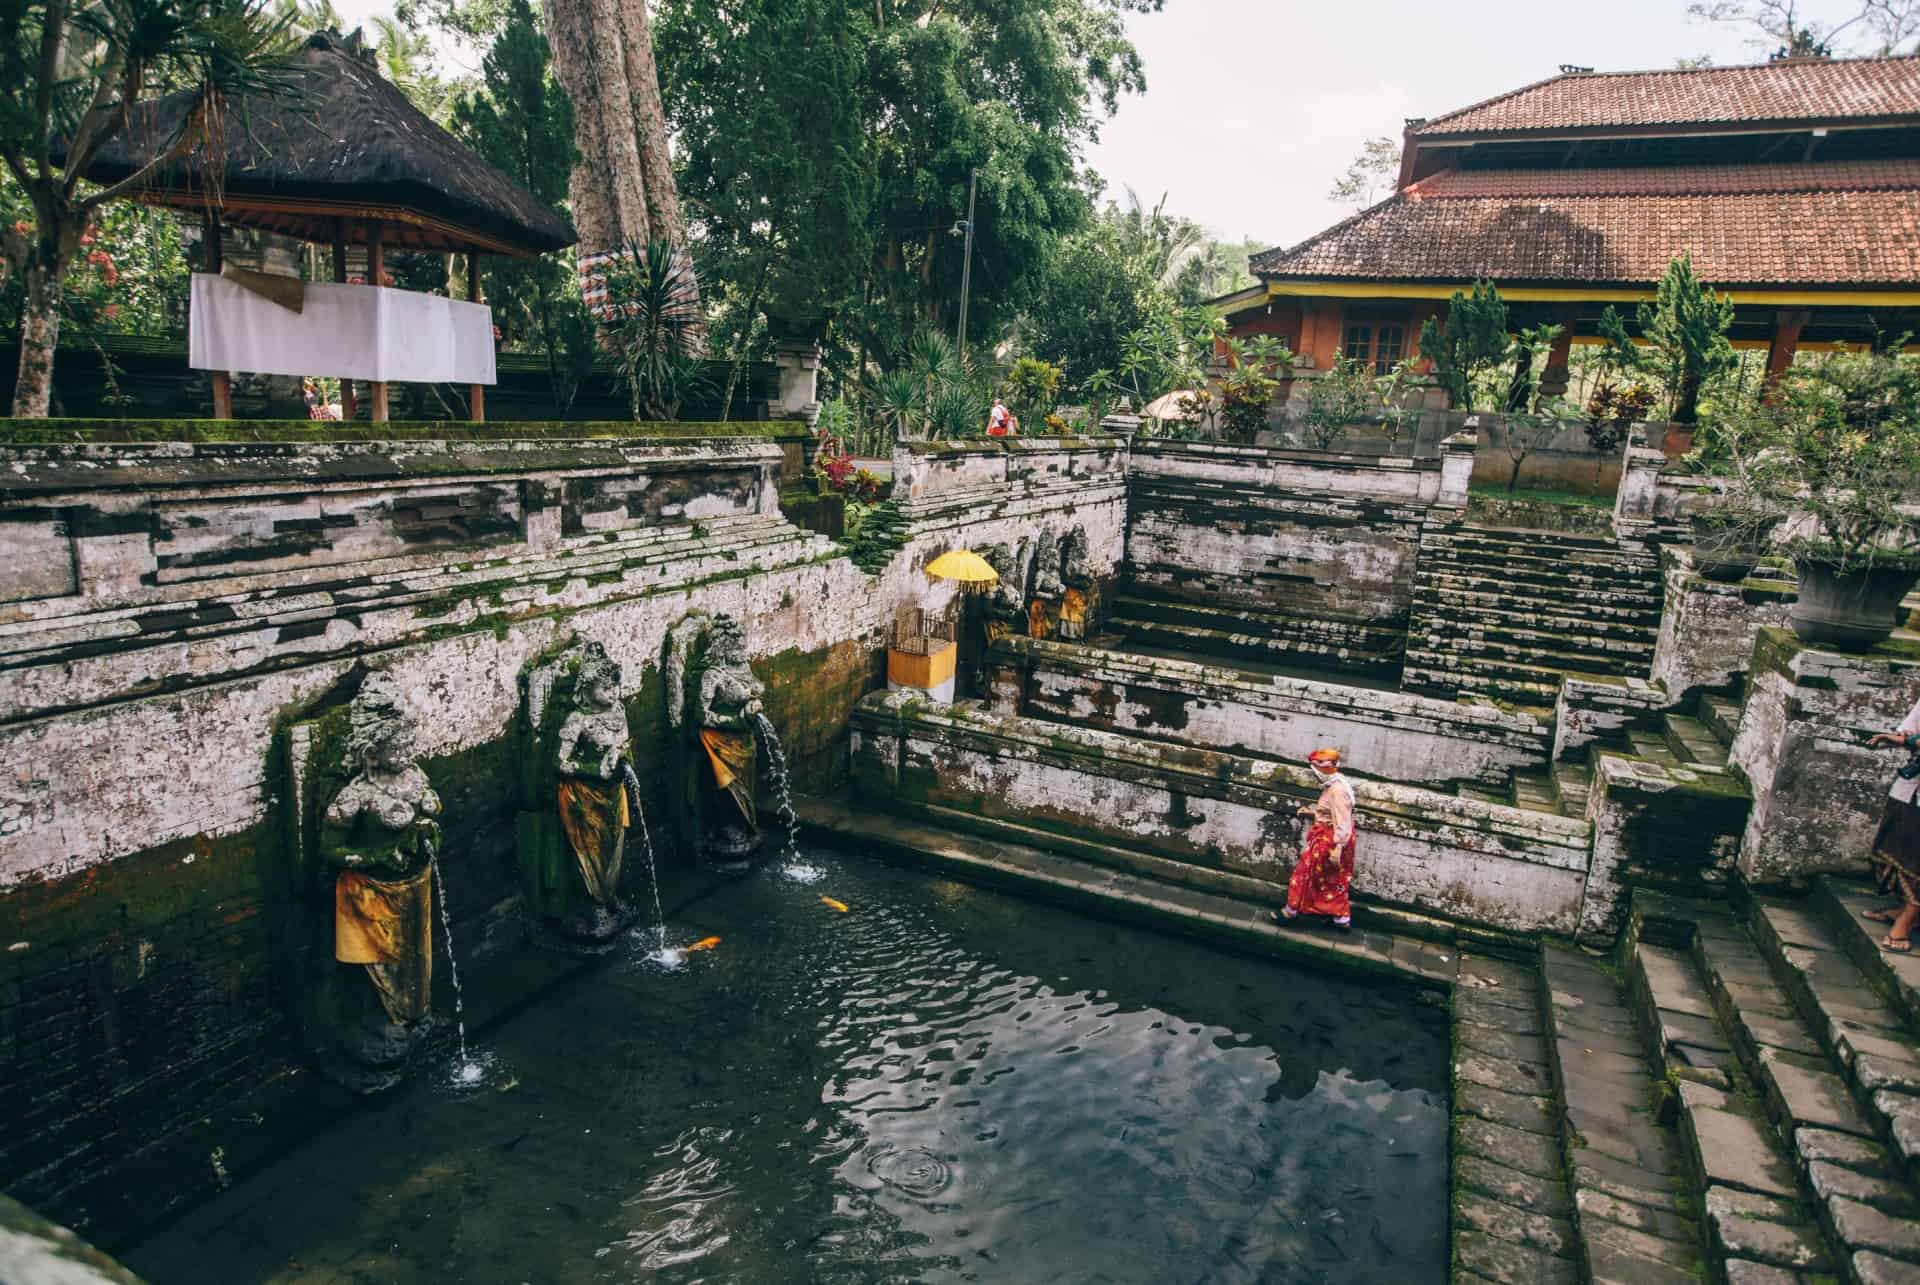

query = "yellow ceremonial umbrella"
[{"left": 924, "top": 548, "right": 999, "bottom": 594}]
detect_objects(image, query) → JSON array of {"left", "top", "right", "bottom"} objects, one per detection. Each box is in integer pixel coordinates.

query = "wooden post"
[
  {"left": 333, "top": 224, "right": 357, "bottom": 421},
  {"left": 1762, "top": 309, "right": 1811, "bottom": 402},
  {"left": 204, "top": 213, "right": 233, "bottom": 420},
  {"left": 368, "top": 223, "right": 389, "bottom": 423},
  {"left": 467, "top": 251, "right": 485, "bottom": 423}
]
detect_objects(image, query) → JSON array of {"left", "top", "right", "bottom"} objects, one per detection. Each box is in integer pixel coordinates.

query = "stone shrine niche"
[
  {"left": 515, "top": 639, "right": 643, "bottom": 952},
  {"left": 664, "top": 612, "right": 767, "bottom": 869},
  {"left": 284, "top": 669, "right": 441, "bottom": 1093},
  {"left": 1058, "top": 526, "right": 1096, "bottom": 640}
]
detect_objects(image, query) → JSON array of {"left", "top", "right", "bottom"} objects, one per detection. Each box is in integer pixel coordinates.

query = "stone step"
[
  {"left": 1419, "top": 542, "right": 1662, "bottom": 585},
  {"left": 1700, "top": 693, "right": 1745, "bottom": 747},
  {"left": 1404, "top": 625, "right": 1654, "bottom": 676},
  {"left": 1752, "top": 896, "right": 1920, "bottom": 1194},
  {"left": 1539, "top": 942, "right": 1708, "bottom": 1284},
  {"left": 1406, "top": 609, "right": 1659, "bottom": 656},
  {"left": 1428, "top": 524, "right": 1659, "bottom": 559},
  {"left": 1624, "top": 914, "right": 1844, "bottom": 1279},
  {"left": 1696, "top": 904, "right": 1920, "bottom": 1280},
  {"left": 1625, "top": 729, "right": 1685, "bottom": 768},
  {"left": 1415, "top": 561, "right": 1665, "bottom": 603},
  {"left": 1816, "top": 878, "right": 1920, "bottom": 1035},
  {"left": 1510, "top": 769, "right": 1566, "bottom": 816},
  {"left": 1664, "top": 713, "right": 1731, "bottom": 768},
  {"left": 1107, "top": 593, "right": 1404, "bottom": 648},
  {"left": 1553, "top": 761, "right": 1594, "bottom": 817},
  {"left": 1404, "top": 644, "right": 1640, "bottom": 691},
  {"left": 1401, "top": 661, "right": 1562, "bottom": 710},
  {"left": 1106, "top": 615, "right": 1403, "bottom": 676},
  {"left": 1407, "top": 588, "right": 1664, "bottom": 637}
]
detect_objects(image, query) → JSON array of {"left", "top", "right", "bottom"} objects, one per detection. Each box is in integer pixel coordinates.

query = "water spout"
[
  {"left": 427, "top": 843, "right": 483, "bottom": 1085},
  {"left": 753, "top": 712, "right": 821, "bottom": 883},
  {"left": 622, "top": 761, "right": 673, "bottom": 961}
]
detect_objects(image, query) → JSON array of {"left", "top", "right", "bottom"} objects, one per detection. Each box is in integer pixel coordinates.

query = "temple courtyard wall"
[{"left": 0, "top": 425, "right": 1126, "bottom": 1225}]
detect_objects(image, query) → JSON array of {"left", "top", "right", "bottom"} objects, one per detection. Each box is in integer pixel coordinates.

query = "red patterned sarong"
[{"left": 1287, "top": 821, "right": 1354, "bottom": 919}]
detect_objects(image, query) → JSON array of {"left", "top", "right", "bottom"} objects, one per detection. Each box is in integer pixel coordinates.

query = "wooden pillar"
[
  {"left": 1537, "top": 307, "right": 1579, "bottom": 397},
  {"left": 368, "top": 224, "right": 389, "bottom": 423},
  {"left": 467, "top": 251, "right": 485, "bottom": 423},
  {"left": 1763, "top": 309, "right": 1811, "bottom": 402},
  {"left": 204, "top": 213, "right": 233, "bottom": 420},
  {"left": 333, "top": 224, "right": 357, "bottom": 421}
]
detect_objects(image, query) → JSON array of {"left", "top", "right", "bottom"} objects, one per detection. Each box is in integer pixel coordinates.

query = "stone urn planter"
[
  {"left": 1690, "top": 513, "right": 1777, "bottom": 582},
  {"left": 1790, "top": 556, "right": 1920, "bottom": 651}
]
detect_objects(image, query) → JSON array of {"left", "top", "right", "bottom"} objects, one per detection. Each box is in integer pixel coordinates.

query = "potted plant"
[
  {"left": 1729, "top": 348, "right": 1920, "bottom": 649},
  {"left": 1690, "top": 409, "right": 1789, "bottom": 582}
]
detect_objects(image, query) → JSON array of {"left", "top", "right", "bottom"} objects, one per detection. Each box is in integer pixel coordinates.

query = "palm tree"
[{"left": 1, "top": 0, "right": 298, "bottom": 415}]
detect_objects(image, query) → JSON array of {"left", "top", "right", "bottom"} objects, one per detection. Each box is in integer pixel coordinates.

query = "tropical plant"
[
  {"left": 1720, "top": 347, "right": 1920, "bottom": 572},
  {"left": 1637, "top": 254, "right": 1736, "bottom": 425},
  {"left": 1218, "top": 336, "right": 1292, "bottom": 445},
  {"left": 1373, "top": 357, "right": 1426, "bottom": 455},
  {"left": 0, "top": 0, "right": 300, "bottom": 415},
  {"left": 866, "top": 328, "right": 987, "bottom": 440},
  {"left": 1502, "top": 321, "right": 1565, "bottom": 413},
  {"left": 1578, "top": 306, "right": 1650, "bottom": 454},
  {"left": 602, "top": 238, "right": 707, "bottom": 419},
  {"left": 1328, "top": 136, "right": 1402, "bottom": 210},
  {"left": 1417, "top": 280, "right": 1511, "bottom": 411},
  {"left": 1004, "top": 356, "right": 1063, "bottom": 427},
  {"left": 1500, "top": 399, "right": 1580, "bottom": 493},
  {"left": 1302, "top": 353, "right": 1370, "bottom": 451}
]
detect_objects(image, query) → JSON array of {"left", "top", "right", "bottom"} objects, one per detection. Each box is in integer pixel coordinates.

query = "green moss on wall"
[{"left": 0, "top": 418, "right": 807, "bottom": 444}]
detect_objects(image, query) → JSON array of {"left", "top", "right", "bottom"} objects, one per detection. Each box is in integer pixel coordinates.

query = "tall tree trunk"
[
  {"left": 11, "top": 239, "right": 68, "bottom": 418},
  {"left": 720, "top": 250, "right": 773, "bottom": 421},
  {"left": 545, "top": 0, "right": 651, "bottom": 257},
  {"left": 616, "top": 0, "right": 702, "bottom": 343}
]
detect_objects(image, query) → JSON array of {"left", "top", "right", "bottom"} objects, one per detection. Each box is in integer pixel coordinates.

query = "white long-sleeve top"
[
  {"left": 1893, "top": 699, "right": 1920, "bottom": 805},
  {"left": 1309, "top": 772, "right": 1356, "bottom": 847}
]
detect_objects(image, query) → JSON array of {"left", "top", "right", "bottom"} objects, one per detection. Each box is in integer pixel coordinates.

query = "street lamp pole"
[{"left": 955, "top": 169, "right": 978, "bottom": 359}]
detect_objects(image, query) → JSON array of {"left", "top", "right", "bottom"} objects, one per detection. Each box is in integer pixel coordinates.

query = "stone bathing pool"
[{"left": 124, "top": 852, "right": 1449, "bottom": 1284}]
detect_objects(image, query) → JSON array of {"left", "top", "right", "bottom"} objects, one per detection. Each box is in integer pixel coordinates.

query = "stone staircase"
[
  {"left": 1101, "top": 591, "right": 1405, "bottom": 679},
  {"left": 1404, "top": 524, "right": 1663, "bottom": 709},
  {"left": 1620, "top": 888, "right": 1920, "bottom": 1282}
]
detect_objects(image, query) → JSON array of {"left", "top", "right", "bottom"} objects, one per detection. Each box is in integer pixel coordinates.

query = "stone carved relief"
[
  {"left": 665, "top": 613, "right": 765, "bottom": 867},
  {"left": 287, "top": 669, "right": 441, "bottom": 1092},
  {"left": 1057, "top": 526, "right": 1094, "bottom": 641},
  {"left": 516, "top": 640, "right": 640, "bottom": 950}
]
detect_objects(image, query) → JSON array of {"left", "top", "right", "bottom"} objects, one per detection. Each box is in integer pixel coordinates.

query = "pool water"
[{"left": 126, "top": 852, "right": 1449, "bottom": 1284}]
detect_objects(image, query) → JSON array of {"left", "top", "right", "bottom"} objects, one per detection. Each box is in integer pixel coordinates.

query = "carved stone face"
[{"left": 373, "top": 721, "right": 415, "bottom": 773}]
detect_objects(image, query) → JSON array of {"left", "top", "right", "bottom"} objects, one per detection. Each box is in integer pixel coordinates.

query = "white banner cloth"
[{"left": 189, "top": 272, "right": 496, "bottom": 384}]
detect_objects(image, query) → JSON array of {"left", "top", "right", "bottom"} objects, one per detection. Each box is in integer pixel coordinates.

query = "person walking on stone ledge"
[
  {"left": 1865, "top": 696, "right": 1920, "bottom": 953},
  {"left": 1272, "top": 747, "right": 1355, "bottom": 931}
]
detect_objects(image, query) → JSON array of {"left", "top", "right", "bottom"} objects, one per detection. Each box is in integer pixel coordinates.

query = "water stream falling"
[
  {"left": 753, "top": 712, "right": 821, "bottom": 882},
  {"left": 427, "top": 844, "right": 484, "bottom": 1086},
  {"left": 621, "top": 761, "right": 674, "bottom": 963}
]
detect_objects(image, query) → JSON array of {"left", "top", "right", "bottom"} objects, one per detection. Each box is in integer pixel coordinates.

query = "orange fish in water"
[
  {"left": 684, "top": 936, "right": 722, "bottom": 953},
  {"left": 820, "top": 896, "right": 849, "bottom": 914}
]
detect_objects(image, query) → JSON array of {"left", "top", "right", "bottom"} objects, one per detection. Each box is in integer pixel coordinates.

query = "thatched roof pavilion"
[
  {"left": 85, "top": 30, "right": 574, "bottom": 258},
  {"left": 78, "top": 30, "right": 576, "bottom": 422}
]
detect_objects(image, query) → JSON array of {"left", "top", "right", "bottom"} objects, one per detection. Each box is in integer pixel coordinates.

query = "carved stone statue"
[
  {"left": 1028, "top": 530, "right": 1064, "bottom": 638},
  {"left": 306, "top": 670, "right": 440, "bottom": 1090},
  {"left": 667, "top": 613, "right": 766, "bottom": 868},
  {"left": 1058, "top": 526, "right": 1094, "bottom": 641},
  {"left": 982, "top": 541, "right": 1029, "bottom": 642},
  {"left": 517, "top": 640, "right": 640, "bottom": 949}
]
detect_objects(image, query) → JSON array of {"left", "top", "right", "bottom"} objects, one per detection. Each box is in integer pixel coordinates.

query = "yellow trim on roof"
[{"left": 1255, "top": 279, "right": 1920, "bottom": 308}]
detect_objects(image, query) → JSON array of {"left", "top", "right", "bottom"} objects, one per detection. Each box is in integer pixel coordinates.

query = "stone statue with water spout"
[
  {"left": 516, "top": 640, "right": 642, "bottom": 950},
  {"left": 288, "top": 669, "right": 441, "bottom": 1092},
  {"left": 666, "top": 613, "right": 765, "bottom": 869}
]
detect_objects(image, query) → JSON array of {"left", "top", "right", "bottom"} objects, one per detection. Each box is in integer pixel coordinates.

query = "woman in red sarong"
[{"left": 1272, "top": 747, "right": 1355, "bottom": 930}]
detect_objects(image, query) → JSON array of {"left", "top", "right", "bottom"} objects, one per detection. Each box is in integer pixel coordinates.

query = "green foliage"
[
  {"left": 1502, "top": 321, "right": 1563, "bottom": 413},
  {"left": 1715, "top": 347, "right": 1920, "bottom": 570},
  {"left": 1373, "top": 357, "right": 1425, "bottom": 453},
  {"left": 1637, "top": 254, "right": 1735, "bottom": 425},
  {"left": 1418, "top": 279, "right": 1510, "bottom": 411},
  {"left": 449, "top": 0, "right": 594, "bottom": 414},
  {"left": 1004, "top": 356, "right": 1063, "bottom": 425},
  {"left": 1302, "top": 353, "right": 1369, "bottom": 451},
  {"left": 602, "top": 238, "right": 708, "bottom": 421},
  {"left": 1499, "top": 399, "right": 1579, "bottom": 493},
  {"left": 1218, "top": 335, "right": 1291, "bottom": 445},
  {"left": 867, "top": 330, "right": 988, "bottom": 441},
  {"left": 1328, "top": 136, "right": 1401, "bottom": 210}
]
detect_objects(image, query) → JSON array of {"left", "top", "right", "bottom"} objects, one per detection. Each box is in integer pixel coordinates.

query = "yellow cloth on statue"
[
  {"left": 558, "top": 777, "right": 630, "bottom": 904},
  {"left": 334, "top": 866, "right": 431, "bottom": 965},
  {"left": 1061, "top": 588, "right": 1087, "bottom": 628},
  {"left": 701, "top": 727, "right": 754, "bottom": 790}
]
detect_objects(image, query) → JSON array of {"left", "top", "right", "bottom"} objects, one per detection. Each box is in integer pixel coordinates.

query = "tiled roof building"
[{"left": 1222, "top": 54, "right": 1920, "bottom": 398}]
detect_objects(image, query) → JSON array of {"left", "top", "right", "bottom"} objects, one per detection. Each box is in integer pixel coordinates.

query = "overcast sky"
[{"left": 326, "top": 0, "right": 1867, "bottom": 253}]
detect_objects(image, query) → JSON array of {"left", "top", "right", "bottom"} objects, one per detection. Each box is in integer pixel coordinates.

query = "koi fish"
[
  {"left": 685, "top": 936, "right": 722, "bottom": 953},
  {"left": 820, "top": 896, "right": 850, "bottom": 914}
]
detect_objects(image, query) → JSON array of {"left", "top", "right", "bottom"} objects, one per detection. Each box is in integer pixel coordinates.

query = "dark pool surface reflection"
[{"left": 127, "top": 852, "right": 1449, "bottom": 1284}]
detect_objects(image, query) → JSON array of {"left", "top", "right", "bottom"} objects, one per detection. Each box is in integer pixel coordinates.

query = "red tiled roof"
[
  {"left": 1250, "top": 164, "right": 1920, "bottom": 287},
  {"left": 1410, "top": 55, "right": 1920, "bottom": 137},
  {"left": 1406, "top": 159, "right": 1920, "bottom": 198}
]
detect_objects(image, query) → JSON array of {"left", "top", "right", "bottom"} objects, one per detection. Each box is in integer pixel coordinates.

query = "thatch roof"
[{"left": 81, "top": 31, "right": 575, "bottom": 258}]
